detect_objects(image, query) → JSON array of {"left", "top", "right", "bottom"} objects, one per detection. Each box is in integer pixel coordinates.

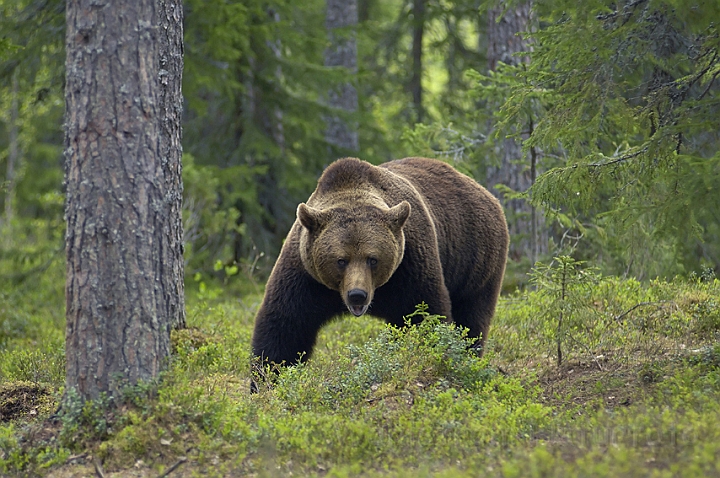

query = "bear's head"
[{"left": 297, "top": 201, "right": 411, "bottom": 316}]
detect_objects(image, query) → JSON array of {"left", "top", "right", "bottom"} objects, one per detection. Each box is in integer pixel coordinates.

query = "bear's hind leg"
[{"left": 451, "top": 277, "right": 503, "bottom": 355}]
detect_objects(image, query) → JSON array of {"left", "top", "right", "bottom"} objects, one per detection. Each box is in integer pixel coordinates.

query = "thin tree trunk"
[
  {"left": 267, "top": 9, "right": 286, "bottom": 154},
  {"left": 64, "top": 0, "right": 185, "bottom": 402},
  {"left": 410, "top": 0, "right": 425, "bottom": 123},
  {"left": 235, "top": 10, "right": 287, "bottom": 260},
  {"left": 486, "top": 2, "right": 546, "bottom": 263},
  {"left": 358, "top": 0, "right": 372, "bottom": 23},
  {"left": 325, "top": 0, "right": 359, "bottom": 152},
  {"left": 4, "top": 69, "right": 19, "bottom": 226}
]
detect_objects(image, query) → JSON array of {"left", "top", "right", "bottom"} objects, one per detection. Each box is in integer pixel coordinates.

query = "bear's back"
[
  {"left": 381, "top": 157, "right": 508, "bottom": 293},
  {"left": 316, "top": 157, "right": 384, "bottom": 195}
]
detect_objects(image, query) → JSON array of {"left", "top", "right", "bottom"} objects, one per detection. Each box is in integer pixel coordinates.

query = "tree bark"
[
  {"left": 410, "top": 0, "right": 425, "bottom": 123},
  {"left": 157, "top": 0, "right": 186, "bottom": 331},
  {"left": 64, "top": 0, "right": 185, "bottom": 402},
  {"left": 486, "top": 2, "right": 546, "bottom": 263},
  {"left": 487, "top": 4, "right": 530, "bottom": 71},
  {"left": 325, "top": 0, "right": 359, "bottom": 152}
]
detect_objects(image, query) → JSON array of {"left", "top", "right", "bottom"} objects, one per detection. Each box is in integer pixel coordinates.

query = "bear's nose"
[{"left": 347, "top": 289, "right": 368, "bottom": 305}]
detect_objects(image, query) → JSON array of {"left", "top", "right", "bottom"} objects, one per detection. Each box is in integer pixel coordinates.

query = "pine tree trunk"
[
  {"left": 486, "top": 2, "right": 546, "bottom": 263},
  {"left": 325, "top": 0, "right": 359, "bottom": 152},
  {"left": 64, "top": 0, "right": 185, "bottom": 402},
  {"left": 410, "top": 0, "right": 425, "bottom": 123}
]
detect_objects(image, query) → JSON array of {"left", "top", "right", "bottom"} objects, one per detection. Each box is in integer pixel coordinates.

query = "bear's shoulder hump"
[{"left": 317, "top": 157, "right": 383, "bottom": 194}]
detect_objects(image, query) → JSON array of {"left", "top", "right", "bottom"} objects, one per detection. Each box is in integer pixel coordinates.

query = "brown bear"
[{"left": 251, "top": 157, "right": 508, "bottom": 369}]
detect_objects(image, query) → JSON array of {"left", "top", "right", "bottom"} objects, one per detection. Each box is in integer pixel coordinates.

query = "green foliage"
[
  {"left": 404, "top": 0, "right": 720, "bottom": 279},
  {"left": 499, "top": 364, "right": 720, "bottom": 478},
  {"left": 58, "top": 388, "right": 113, "bottom": 449},
  {"left": 182, "top": 153, "right": 257, "bottom": 276},
  {"left": 273, "top": 304, "right": 497, "bottom": 410},
  {"left": 0, "top": 344, "right": 64, "bottom": 387},
  {"left": 183, "top": 0, "right": 363, "bottom": 262},
  {"left": 255, "top": 305, "right": 549, "bottom": 471},
  {"left": 362, "top": 0, "right": 486, "bottom": 126},
  {"left": 2, "top": 271, "right": 720, "bottom": 475},
  {"left": 475, "top": 0, "right": 720, "bottom": 276},
  {"left": 494, "top": 268, "right": 720, "bottom": 370},
  {"left": 3, "top": 0, "right": 717, "bottom": 280},
  {"left": 0, "top": 0, "right": 65, "bottom": 221},
  {"left": 0, "top": 245, "right": 64, "bottom": 389}
]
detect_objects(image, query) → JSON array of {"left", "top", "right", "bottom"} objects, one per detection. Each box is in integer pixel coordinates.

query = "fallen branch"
[
  {"left": 64, "top": 453, "right": 87, "bottom": 464},
  {"left": 614, "top": 301, "right": 672, "bottom": 322},
  {"left": 157, "top": 456, "right": 188, "bottom": 478},
  {"left": 94, "top": 458, "right": 106, "bottom": 478}
]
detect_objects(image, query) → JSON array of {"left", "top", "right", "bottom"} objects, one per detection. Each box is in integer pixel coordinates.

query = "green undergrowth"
[{"left": 1, "top": 265, "right": 720, "bottom": 476}]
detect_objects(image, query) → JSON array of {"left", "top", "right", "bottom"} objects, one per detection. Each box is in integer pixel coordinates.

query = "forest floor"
[{"left": 2, "top": 267, "right": 720, "bottom": 477}]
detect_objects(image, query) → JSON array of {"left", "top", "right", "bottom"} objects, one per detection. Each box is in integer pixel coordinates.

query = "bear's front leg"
[{"left": 251, "top": 263, "right": 343, "bottom": 393}]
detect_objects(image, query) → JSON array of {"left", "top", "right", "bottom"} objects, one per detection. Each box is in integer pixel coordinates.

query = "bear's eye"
[
  {"left": 337, "top": 259, "right": 348, "bottom": 268},
  {"left": 367, "top": 257, "right": 378, "bottom": 267}
]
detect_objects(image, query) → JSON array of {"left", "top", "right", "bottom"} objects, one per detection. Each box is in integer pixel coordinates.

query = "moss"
[
  {"left": 2, "top": 275, "right": 720, "bottom": 476},
  {"left": 0, "top": 381, "right": 55, "bottom": 423},
  {"left": 171, "top": 326, "right": 214, "bottom": 353}
]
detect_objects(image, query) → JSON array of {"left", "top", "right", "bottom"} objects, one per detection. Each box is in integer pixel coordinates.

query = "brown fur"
[{"left": 251, "top": 157, "right": 509, "bottom": 367}]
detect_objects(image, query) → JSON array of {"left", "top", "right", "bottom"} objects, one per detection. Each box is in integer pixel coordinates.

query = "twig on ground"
[
  {"left": 157, "top": 456, "right": 188, "bottom": 478},
  {"left": 614, "top": 301, "right": 672, "bottom": 322},
  {"left": 94, "top": 458, "right": 106, "bottom": 478},
  {"left": 64, "top": 453, "right": 87, "bottom": 464}
]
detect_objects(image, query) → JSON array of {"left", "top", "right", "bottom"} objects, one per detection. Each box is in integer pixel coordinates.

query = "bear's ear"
[
  {"left": 386, "top": 201, "right": 411, "bottom": 232},
  {"left": 297, "top": 203, "right": 327, "bottom": 233}
]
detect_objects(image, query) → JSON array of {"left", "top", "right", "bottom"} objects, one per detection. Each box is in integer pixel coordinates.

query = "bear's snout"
[{"left": 346, "top": 288, "right": 369, "bottom": 316}]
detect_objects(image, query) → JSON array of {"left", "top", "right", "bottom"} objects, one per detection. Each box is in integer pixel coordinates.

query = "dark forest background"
[{"left": 1, "top": 0, "right": 718, "bottom": 287}]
